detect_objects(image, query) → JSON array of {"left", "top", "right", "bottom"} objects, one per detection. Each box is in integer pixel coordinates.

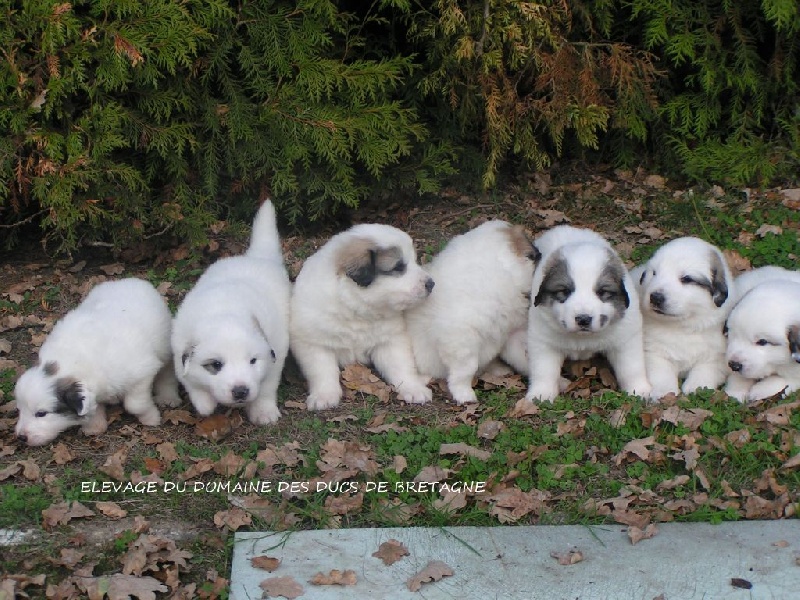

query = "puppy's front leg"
[
  {"left": 81, "top": 403, "right": 108, "bottom": 436},
  {"left": 682, "top": 360, "right": 727, "bottom": 395},
  {"left": 724, "top": 372, "right": 753, "bottom": 402},
  {"left": 247, "top": 367, "right": 282, "bottom": 425},
  {"left": 293, "top": 342, "right": 343, "bottom": 410},
  {"left": 153, "top": 365, "right": 182, "bottom": 408},
  {"left": 372, "top": 340, "right": 432, "bottom": 404},
  {"left": 524, "top": 347, "right": 564, "bottom": 402},
  {"left": 607, "top": 341, "right": 652, "bottom": 401},
  {"left": 645, "top": 354, "right": 681, "bottom": 400},
  {"left": 748, "top": 375, "right": 788, "bottom": 402},
  {"left": 445, "top": 355, "right": 481, "bottom": 405},
  {"left": 185, "top": 384, "right": 217, "bottom": 416},
  {"left": 123, "top": 378, "right": 162, "bottom": 426}
]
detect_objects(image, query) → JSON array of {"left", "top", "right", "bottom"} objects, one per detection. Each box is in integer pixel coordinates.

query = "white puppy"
[
  {"left": 291, "top": 224, "right": 434, "bottom": 410},
  {"left": 724, "top": 280, "right": 800, "bottom": 402},
  {"left": 731, "top": 265, "right": 800, "bottom": 303},
  {"left": 524, "top": 225, "right": 651, "bottom": 402},
  {"left": 172, "top": 201, "right": 290, "bottom": 425},
  {"left": 405, "top": 221, "right": 540, "bottom": 404},
  {"left": 633, "top": 237, "right": 733, "bottom": 399},
  {"left": 14, "top": 278, "right": 179, "bottom": 446}
]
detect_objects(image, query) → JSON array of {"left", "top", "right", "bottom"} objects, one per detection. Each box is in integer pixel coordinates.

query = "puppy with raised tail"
[
  {"left": 405, "top": 220, "right": 540, "bottom": 404},
  {"left": 724, "top": 279, "right": 800, "bottom": 402},
  {"left": 524, "top": 225, "right": 651, "bottom": 402},
  {"left": 172, "top": 200, "right": 290, "bottom": 425},
  {"left": 291, "top": 224, "right": 434, "bottom": 410},
  {"left": 14, "top": 278, "right": 180, "bottom": 446},
  {"left": 632, "top": 237, "right": 733, "bottom": 399}
]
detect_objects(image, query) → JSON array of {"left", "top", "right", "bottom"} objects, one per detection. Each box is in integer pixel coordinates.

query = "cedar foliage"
[
  {"left": 629, "top": 0, "right": 800, "bottom": 184},
  {"left": 0, "top": 0, "right": 444, "bottom": 250}
]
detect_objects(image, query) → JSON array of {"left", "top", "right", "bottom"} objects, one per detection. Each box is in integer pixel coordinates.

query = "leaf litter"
[{"left": 3, "top": 170, "right": 800, "bottom": 594}]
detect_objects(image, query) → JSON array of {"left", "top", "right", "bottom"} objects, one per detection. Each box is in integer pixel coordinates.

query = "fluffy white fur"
[
  {"left": 730, "top": 265, "right": 800, "bottom": 304},
  {"left": 524, "top": 225, "right": 651, "bottom": 402},
  {"left": 171, "top": 200, "right": 290, "bottom": 425},
  {"left": 724, "top": 280, "right": 800, "bottom": 402},
  {"left": 632, "top": 237, "right": 733, "bottom": 399},
  {"left": 291, "top": 223, "right": 434, "bottom": 410},
  {"left": 14, "top": 278, "right": 179, "bottom": 446},
  {"left": 405, "top": 220, "right": 539, "bottom": 404}
]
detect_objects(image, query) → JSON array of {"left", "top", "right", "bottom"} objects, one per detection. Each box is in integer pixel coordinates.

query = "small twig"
[
  {"left": 0, "top": 208, "right": 48, "bottom": 229},
  {"left": 143, "top": 223, "right": 173, "bottom": 240}
]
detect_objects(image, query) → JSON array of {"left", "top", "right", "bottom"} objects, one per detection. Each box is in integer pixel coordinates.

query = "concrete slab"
[{"left": 231, "top": 522, "right": 800, "bottom": 599}]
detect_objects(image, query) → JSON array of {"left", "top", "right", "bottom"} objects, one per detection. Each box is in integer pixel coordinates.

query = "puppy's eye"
[
  {"left": 203, "top": 360, "right": 223, "bottom": 374},
  {"left": 270, "top": 349, "right": 276, "bottom": 360},
  {"left": 250, "top": 357, "right": 257, "bottom": 365},
  {"left": 553, "top": 289, "right": 569, "bottom": 302},
  {"left": 756, "top": 339, "right": 772, "bottom": 347},
  {"left": 35, "top": 410, "right": 48, "bottom": 418},
  {"left": 680, "top": 275, "right": 694, "bottom": 284},
  {"left": 597, "top": 289, "right": 615, "bottom": 301},
  {"left": 639, "top": 271, "right": 646, "bottom": 285},
  {"left": 392, "top": 262, "right": 406, "bottom": 274}
]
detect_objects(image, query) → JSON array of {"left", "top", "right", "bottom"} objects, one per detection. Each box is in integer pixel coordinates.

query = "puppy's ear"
[
  {"left": 507, "top": 225, "right": 541, "bottom": 263},
  {"left": 788, "top": 325, "right": 800, "bottom": 363},
  {"left": 250, "top": 315, "right": 276, "bottom": 363},
  {"left": 181, "top": 345, "right": 195, "bottom": 375},
  {"left": 337, "top": 237, "right": 377, "bottom": 287},
  {"left": 534, "top": 254, "right": 573, "bottom": 307},
  {"left": 709, "top": 251, "right": 729, "bottom": 307},
  {"left": 56, "top": 379, "right": 88, "bottom": 416}
]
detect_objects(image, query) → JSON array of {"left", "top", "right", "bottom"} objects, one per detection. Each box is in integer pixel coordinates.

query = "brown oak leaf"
[
  {"left": 259, "top": 575, "right": 304, "bottom": 599},
  {"left": 550, "top": 549, "right": 584, "bottom": 565},
  {"left": 406, "top": 560, "right": 454, "bottom": 592},
  {"left": 251, "top": 555, "right": 281, "bottom": 572},
  {"left": 628, "top": 523, "right": 659, "bottom": 545},
  {"left": 372, "top": 539, "right": 410, "bottom": 566},
  {"left": 213, "top": 507, "right": 252, "bottom": 531},
  {"left": 309, "top": 569, "right": 357, "bottom": 586},
  {"left": 96, "top": 501, "right": 128, "bottom": 520},
  {"left": 42, "top": 501, "right": 95, "bottom": 530}
]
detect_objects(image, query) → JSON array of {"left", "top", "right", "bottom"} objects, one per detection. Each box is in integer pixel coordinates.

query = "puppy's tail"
[{"left": 247, "top": 200, "right": 283, "bottom": 260}]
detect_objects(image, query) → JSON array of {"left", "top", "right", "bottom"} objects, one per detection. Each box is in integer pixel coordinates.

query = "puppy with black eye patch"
[
  {"left": 631, "top": 237, "right": 734, "bottom": 399},
  {"left": 724, "top": 280, "right": 800, "bottom": 402},
  {"left": 405, "top": 220, "right": 540, "bottom": 405},
  {"left": 290, "top": 223, "right": 434, "bottom": 410},
  {"left": 14, "top": 278, "right": 180, "bottom": 447},
  {"left": 524, "top": 225, "right": 651, "bottom": 403},
  {"left": 171, "top": 200, "right": 291, "bottom": 425}
]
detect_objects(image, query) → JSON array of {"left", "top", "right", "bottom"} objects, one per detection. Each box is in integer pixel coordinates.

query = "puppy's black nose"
[
  {"left": 231, "top": 385, "right": 249, "bottom": 401},
  {"left": 728, "top": 360, "right": 742, "bottom": 372},
  {"left": 650, "top": 291, "right": 665, "bottom": 309},
  {"left": 16, "top": 433, "right": 27, "bottom": 443},
  {"left": 425, "top": 278, "right": 435, "bottom": 294},
  {"left": 575, "top": 314, "right": 593, "bottom": 329}
]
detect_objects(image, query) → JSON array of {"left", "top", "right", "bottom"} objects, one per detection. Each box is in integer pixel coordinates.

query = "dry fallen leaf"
[
  {"left": 477, "top": 419, "right": 504, "bottom": 440},
  {"left": 406, "top": 560, "right": 454, "bottom": 592},
  {"left": 213, "top": 507, "right": 252, "bottom": 531},
  {"left": 99, "top": 447, "right": 128, "bottom": 480},
  {"left": 439, "top": 442, "right": 491, "bottom": 461},
  {"left": 42, "top": 501, "right": 95, "bottom": 530},
  {"left": 52, "top": 442, "right": 76, "bottom": 465},
  {"left": 260, "top": 575, "right": 304, "bottom": 599},
  {"left": 251, "top": 555, "right": 281, "bottom": 572},
  {"left": 195, "top": 413, "right": 241, "bottom": 440},
  {"left": 309, "top": 569, "right": 357, "bottom": 586},
  {"left": 628, "top": 523, "right": 659, "bottom": 545},
  {"left": 550, "top": 549, "right": 584, "bottom": 565},
  {"left": 96, "top": 501, "right": 128, "bottom": 520},
  {"left": 372, "top": 539, "right": 410, "bottom": 566}
]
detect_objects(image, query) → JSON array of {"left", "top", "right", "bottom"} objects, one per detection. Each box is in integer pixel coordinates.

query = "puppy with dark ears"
[
  {"left": 724, "top": 279, "right": 800, "bottom": 402},
  {"left": 171, "top": 200, "right": 291, "bottom": 425},
  {"left": 631, "top": 237, "right": 734, "bottom": 399},
  {"left": 14, "top": 278, "right": 179, "bottom": 446},
  {"left": 291, "top": 223, "right": 434, "bottom": 410},
  {"left": 405, "top": 220, "right": 540, "bottom": 405},
  {"left": 524, "top": 225, "right": 651, "bottom": 403}
]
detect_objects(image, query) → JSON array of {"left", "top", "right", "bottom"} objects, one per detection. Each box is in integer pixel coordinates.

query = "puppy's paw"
[
  {"left": 307, "top": 390, "right": 342, "bottom": 411},
  {"left": 136, "top": 407, "right": 162, "bottom": 427},
  {"left": 625, "top": 381, "right": 653, "bottom": 402},
  {"left": 747, "top": 378, "right": 787, "bottom": 402},
  {"left": 247, "top": 402, "right": 281, "bottom": 425},
  {"left": 397, "top": 381, "right": 432, "bottom": 405},
  {"left": 524, "top": 384, "right": 558, "bottom": 403},
  {"left": 155, "top": 389, "right": 182, "bottom": 408},
  {"left": 81, "top": 414, "right": 109, "bottom": 436},
  {"left": 188, "top": 393, "right": 217, "bottom": 417},
  {"left": 449, "top": 385, "right": 478, "bottom": 405}
]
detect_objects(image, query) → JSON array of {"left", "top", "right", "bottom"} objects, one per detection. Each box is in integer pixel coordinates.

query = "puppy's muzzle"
[
  {"left": 16, "top": 432, "right": 28, "bottom": 444},
  {"left": 728, "top": 360, "right": 743, "bottom": 372},
  {"left": 575, "top": 314, "right": 593, "bottom": 330}
]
